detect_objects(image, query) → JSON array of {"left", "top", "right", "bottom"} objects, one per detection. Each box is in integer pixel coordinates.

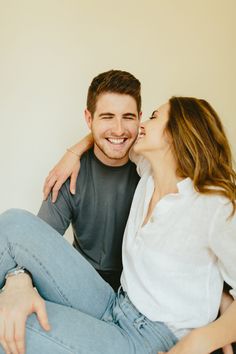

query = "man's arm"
[
  {"left": 43, "top": 134, "right": 94, "bottom": 202},
  {"left": 38, "top": 181, "right": 74, "bottom": 236}
]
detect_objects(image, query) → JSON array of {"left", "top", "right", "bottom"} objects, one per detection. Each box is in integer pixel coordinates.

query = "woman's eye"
[{"left": 149, "top": 116, "right": 156, "bottom": 120}]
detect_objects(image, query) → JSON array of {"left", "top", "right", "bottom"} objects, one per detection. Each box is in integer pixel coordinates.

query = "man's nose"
[{"left": 112, "top": 119, "right": 124, "bottom": 135}]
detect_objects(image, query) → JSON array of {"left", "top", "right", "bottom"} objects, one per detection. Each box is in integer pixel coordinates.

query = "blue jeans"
[{"left": 0, "top": 209, "right": 178, "bottom": 354}]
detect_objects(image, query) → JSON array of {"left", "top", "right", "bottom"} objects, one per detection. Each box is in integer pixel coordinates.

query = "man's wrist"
[
  {"left": 4, "top": 266, "right": 33, "bottom": 289},
  {"left": 5, "top": 266, "right": 32, "bottom": 279}
]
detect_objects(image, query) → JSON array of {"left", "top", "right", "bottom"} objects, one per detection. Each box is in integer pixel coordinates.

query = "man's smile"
[{"left": 106, "top": 138, "right": 128, "bottom": 145}]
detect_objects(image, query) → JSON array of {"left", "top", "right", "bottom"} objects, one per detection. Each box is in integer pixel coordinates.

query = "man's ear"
[
  {"left": 84, "top": 109, "right": 93, "bottom": 130},
  {"left": 139, "top": 111, "right": 142, "bottom": 121}
]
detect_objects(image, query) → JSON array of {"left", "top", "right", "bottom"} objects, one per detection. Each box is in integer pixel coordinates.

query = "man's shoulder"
[{"left": 80, "top": 148, "right": 93, "bottom": 167}]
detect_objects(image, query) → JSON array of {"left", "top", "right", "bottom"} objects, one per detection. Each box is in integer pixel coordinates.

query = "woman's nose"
[{"left": 140, "top": 119, "right": 148, "bottom": 128}]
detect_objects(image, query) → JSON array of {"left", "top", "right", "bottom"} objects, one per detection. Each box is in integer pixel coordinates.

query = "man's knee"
[
  {"left": 0, "top": 208, "right": 37, "bottom": 244},
  {"left": 0, "top": 208, "right": 34, "bottom": 224}
]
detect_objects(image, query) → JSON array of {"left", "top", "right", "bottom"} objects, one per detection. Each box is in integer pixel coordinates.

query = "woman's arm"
[
  {"left": 43, "top": 134, "right": 94, "bottom": 202},
  {"left": 220, "top": 291, "right": 234, "bottom": 354},
  {"left": 159, "top": 300, "right": 236, "bottom": 354}
]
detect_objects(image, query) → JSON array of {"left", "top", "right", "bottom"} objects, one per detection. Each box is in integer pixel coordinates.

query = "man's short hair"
[{"left": 87, "top": 69, "right": 141, "bottom": 115}]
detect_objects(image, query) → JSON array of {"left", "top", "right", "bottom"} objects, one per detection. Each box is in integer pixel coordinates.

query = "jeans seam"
[
  {"left": 25, "top": 324, "right": 76, "bottom": 353},
  {"left": 0, "top": 247, "right": 11, "bottom": 287},
  {"left": 0, "top": 247, "right": 9, "bottom": 266},
  {"left": 11, "top": 242, "right": 74, "bottom": 307}
]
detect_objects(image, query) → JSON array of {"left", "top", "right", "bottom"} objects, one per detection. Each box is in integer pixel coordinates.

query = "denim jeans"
[{"left": 0, "top": 209, "right": 178, "bottom": 354}]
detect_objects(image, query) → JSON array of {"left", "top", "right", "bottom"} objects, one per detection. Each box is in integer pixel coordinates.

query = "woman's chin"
[
  {"left": 133, "top": 145, "right": 145, "bottom": 157},
  {"left": 133, "top": 144, "right": 141, "bottom": 154}
]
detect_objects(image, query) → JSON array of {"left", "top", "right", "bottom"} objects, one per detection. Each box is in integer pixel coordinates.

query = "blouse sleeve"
[
  {"left": 209, "top": 201, "right": 236, "bottom": 299},
  {"left": 129, "top": 148, "right": 151, "bottom": 177}
]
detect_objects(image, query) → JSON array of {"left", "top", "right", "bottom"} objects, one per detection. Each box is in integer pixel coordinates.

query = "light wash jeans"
[{"left": 0, "top": 209, "right": 178, "bottom": 354}]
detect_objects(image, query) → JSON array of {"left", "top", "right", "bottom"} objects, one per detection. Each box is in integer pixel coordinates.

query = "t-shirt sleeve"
[
  {"left": 38, "top": 182, "right": 73, "bottom": 235},
  {"left": 209, "top": 202, "right": 236, "bottom": 299},
  {"left": 129, "top": 149, "right": 151, "bottom": 177}
]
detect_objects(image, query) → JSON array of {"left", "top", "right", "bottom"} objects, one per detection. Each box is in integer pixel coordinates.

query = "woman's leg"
[
  {"left": 0, "top": 209, "right": 114, "bottom": 319},
  {"left": 0, "top": 301, "right": 134, "bottom": 354}
]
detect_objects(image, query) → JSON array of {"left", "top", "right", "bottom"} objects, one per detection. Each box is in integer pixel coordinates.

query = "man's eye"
[
  {"left": 102, "top": 116, "right": 113, "bottom": 119},
  {"left": 123, "top": 117, "right": 135, "bottom": 120}
]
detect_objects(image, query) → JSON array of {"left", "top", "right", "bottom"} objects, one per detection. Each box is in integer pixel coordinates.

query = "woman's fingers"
[
  {"left": 43, "top": 174, "right": 57, "bottom": 200},
  {"left": 222, "top": 344, "right": 234, "bottom": 354},
  {"left": 69, "top": 163, "right": 80, "bottom": 195}
]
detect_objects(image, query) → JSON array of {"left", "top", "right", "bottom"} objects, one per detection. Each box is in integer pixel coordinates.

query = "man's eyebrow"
[
  {"left": 122, "top": 113, "right": 137, "bottom": 117},
  {"left": 98, "top": 112, "right": 138, "bottom": 117},
  {"left": 99, "top": 112, "right": 115, "bottom": 117}
]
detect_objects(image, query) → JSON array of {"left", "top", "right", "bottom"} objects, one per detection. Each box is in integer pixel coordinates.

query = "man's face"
[{"left": 85, "top": 93, "right": 141, "bottom": 166}]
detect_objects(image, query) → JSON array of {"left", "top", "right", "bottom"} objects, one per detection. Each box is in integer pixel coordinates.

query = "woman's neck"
[{"left": 146, "top": 151, "right": 181, "bottom": 200}]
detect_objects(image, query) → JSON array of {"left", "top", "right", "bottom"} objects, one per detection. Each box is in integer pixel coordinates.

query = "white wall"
[{"left": 0, "top": 0, "right": 235, "bottom": 214}]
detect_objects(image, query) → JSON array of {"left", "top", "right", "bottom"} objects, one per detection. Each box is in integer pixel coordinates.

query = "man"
[
  {"left": 0, "top": 70, "right": 142, "bottom": 354},
  {"left": 38, "top": 69, "right": 142, "bottom": 290}
]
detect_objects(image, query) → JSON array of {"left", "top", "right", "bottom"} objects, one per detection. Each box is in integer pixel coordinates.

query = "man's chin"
[
  {"left": 104, "top": 150, "right": 129, "bottom": 161},
  {"left": 94, "top": 141, "right": 133, "bottom": 163}
]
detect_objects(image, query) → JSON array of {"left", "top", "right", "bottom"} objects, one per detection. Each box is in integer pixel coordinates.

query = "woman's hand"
[
  {"left": 0, "top": 275, "right": 50, "bottom": 354},
  {"left": 43, "top": 134, "right": 94, "bottom": 203},
  {"left": 43, "top": 150, "right": 81, "bottom": 203}
]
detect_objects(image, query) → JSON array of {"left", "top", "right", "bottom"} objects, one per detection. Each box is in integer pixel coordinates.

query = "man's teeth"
[{"left": 107, "top": 138, "right": 126, "bottom": 144}]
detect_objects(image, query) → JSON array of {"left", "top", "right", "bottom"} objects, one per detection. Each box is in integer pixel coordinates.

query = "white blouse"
[{"left": 121, "top": 158, "right": 236, "bottom": 338}]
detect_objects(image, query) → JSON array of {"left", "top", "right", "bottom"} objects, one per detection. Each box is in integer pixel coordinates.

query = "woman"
[{"left": 0, "top": 97, "right": 235, "bottom": 354}]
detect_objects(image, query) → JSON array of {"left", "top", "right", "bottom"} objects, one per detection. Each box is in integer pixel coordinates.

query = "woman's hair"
[{"left": 167, "top": 96, "right": 236, "bottom": 216}]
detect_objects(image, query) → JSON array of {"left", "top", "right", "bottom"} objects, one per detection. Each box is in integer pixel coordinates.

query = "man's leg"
[{"left": 0, "top": 209, "right": 114, "bottom": 319}]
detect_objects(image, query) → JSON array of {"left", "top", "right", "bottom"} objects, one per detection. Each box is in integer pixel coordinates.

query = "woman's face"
[{"left": 133, "top": 102, "right": 171, "bottom": 156}]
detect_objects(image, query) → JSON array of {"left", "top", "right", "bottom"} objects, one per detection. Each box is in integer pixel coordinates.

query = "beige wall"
[{"left": 0, "top": 0, "right": 235, "bottom": 213}]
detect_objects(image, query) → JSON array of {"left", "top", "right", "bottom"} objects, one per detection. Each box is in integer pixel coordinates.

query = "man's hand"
[
  {"left": 43, "top": 151, "right": 81, "bottom": 203},
  {"left": 0, "top": 274, "right": 50, "bottom": 354}
]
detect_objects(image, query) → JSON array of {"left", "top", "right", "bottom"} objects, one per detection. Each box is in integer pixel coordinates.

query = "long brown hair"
[{"left": 167, "top": 96, "right": 236, "bottom": 215}]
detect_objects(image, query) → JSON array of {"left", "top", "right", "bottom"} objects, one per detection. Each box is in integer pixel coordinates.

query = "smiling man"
[{"left": 38, "top": 70, "right": 142, "bottom": 290}]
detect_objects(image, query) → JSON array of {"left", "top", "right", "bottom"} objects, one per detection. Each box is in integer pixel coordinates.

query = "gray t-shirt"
[{"left": 38, "top": 148, "right": 140, "bottom": 272}]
